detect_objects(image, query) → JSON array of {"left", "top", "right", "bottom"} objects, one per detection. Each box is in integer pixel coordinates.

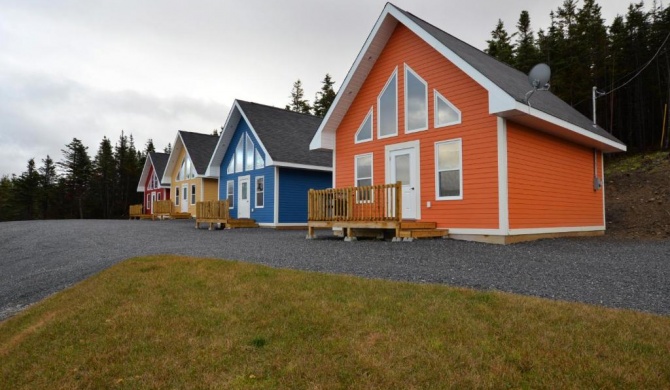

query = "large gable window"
[
  {"left": 377, "top": 69, "right": 398, "bottom": 138},
  {"left": 434, "top": 90, "right": 462, "bottom": 127},
  {"left": 355, "top": 108, "right": 373, "bottom": 143},
  {"left": 435, "top": 139, "right": 462, "bottom": 200},
  {"left": 235, "top": 137, "right": 244, "bottom": 173},
  {"left": 405, "top": 64, "right": 428, "bottom": 132},
  {"left": 245, "top": 134, "right": 254, "bottom": 171},
  {"left": 177, "top": 156, "right": 195, "bottom": 181},
  {"left": 227, "top": 159, "right": 234, "bottom": 174}
]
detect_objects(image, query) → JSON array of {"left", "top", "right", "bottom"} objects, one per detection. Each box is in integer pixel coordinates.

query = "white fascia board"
[
  {"left": 137, "top": 155, "right": 153, "bottom": 192},
  {"left": 272, "top": 161, "right": 333, "bottom": 172},
  {"left": 161, "top": 132, "right": 184, "bottom": 184},
  {"left": 310, "top": 4, "right": 399, "bottom": 151},
  {"left": 510, "top": 102, "right": 627, "bottom": 152},
  {"left": 205, "top": 102, "right": 239, "bottom": 177},
  {"left": 236, "top": 104, "right": 274, "bottom": 166}
]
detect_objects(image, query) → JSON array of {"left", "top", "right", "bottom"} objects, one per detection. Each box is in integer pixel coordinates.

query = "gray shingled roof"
[
  {"left": 179, "top": 131, "right": 219, "bottom": 175},
  {"left": 237, "top": 100, "right": 332, "bottom": 167},
  {"left": 149, "top": 152, "right": 170, "bottom": 183},
  {"left": 396, "top": 6, "right": 622, "bottom": 144}
]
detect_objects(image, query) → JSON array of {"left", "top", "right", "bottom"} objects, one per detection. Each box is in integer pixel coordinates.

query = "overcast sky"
[{"left": 0, "top": 0, "right": 636, "bottom": 176}]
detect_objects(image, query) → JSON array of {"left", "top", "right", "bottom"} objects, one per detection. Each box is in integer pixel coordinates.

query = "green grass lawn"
[{"left": 1, "top": 255, "right": 669, "bottom": 389}]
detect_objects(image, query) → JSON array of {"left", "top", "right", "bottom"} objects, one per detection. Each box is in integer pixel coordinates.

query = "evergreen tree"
[
  {"left": 91, "top": 137, "right": 116, "bottom": 218},
  {"left": 485, "top": 19, "right": 515, "bottom": 65},
  {"left": 115, "top": 132, "right": 142, "bottom": 217},
  {"left": 514, "top": 11, "right": 542, "bottom": 73},
  {"left": 144, "top": 139, "right": 155, "bottom": 155},
  {"left": 58, "top": 138, "right": 92, "bottom": 219},
  {"left": 14, "top": 159, "right": 41, "bottom": 220},
  {"left": 38, "top": 155, "right": 58, "bottom": 219},
  {"left": 285, "top": 79, "right": 312, "bottom": 114},
  {"left": 0, "top": 175, "right": 16, "bottom": 221},
  {"left": 163, "top": 143, "right": 172, "bottom": 154},
  {"left": 313, "top": 74, "right": 337, "bottom": 117}
]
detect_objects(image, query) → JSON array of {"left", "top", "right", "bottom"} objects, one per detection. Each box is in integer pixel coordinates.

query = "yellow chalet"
[{"left": 162, "top": 131, "right": 219, "bottom": 216}]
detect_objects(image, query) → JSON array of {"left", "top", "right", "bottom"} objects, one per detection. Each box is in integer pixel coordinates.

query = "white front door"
[
  {"left": 389, "top": 146, "right": 419, "bottom": 219},
  {"left": 181, "top": 185, "right": 188, "bottom": 213},
  {"left": 238, "top": 176, "right": 250, "bottom": 218}
]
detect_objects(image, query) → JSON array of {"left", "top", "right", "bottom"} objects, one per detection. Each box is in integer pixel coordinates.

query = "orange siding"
[
  {"left": 335, "top": 24, "right": 499, "bottom": 229},
  {"left": 507, "top": 121, "right": 604, "bottom": 229}
]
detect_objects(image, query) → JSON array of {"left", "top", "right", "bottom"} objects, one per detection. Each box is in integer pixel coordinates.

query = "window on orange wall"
[
  {"left": 377, "top": 68, "right": 398, "bottom": 138},
  {"left": 435, "top": 139, "right": 463, "bottom": 200},
  {"left": 405, "top": 64, "right": 428, "bottom": 132},
  {"left": 355, "top": 108, "right": 373, "bottom": 143},
  {"left": 434, "top": 90, "right": 462, "bottom": 128},
  {"left": 355, "top": 153, "right": 373, "bottom": 202}
]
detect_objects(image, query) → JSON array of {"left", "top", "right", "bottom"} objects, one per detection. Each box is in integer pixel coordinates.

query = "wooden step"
[
  {"left": 400, "top": 221, "right": 437, "bottom": 230},
  {"left": 398, "top": 229, "right": 448, "bottom": 239},
  {"left": 227, "top": 218, "right": 259, "bottom": 228}
]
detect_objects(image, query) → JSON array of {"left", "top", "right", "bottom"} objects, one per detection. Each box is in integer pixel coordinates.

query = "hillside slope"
[{"left": 605, "top": 152, "right": 670, "bottom": 240}]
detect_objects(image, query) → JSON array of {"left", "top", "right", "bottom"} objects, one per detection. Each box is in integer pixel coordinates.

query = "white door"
[
  {"left": 389, "top": 147, "right": 418, "bottom": 219},
  {"left": 238, "top": 176, "right": 250, "bottom": 218},
  {"left": 181, "top": 185, "right": 188, "bottom": 213}
]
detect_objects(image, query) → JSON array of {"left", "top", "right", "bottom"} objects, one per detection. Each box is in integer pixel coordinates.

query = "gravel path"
[{"left": 1, "top": 219, "right": 669, "bottom": 320}]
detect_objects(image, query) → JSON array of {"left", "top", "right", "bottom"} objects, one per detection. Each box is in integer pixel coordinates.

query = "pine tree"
[
  {"left": 92, "top": 137, "right": 116, "bottom": 218},
  {"left": 514, "top": 11, "right": 542, "bottom": 73},
  {"left": 285, "top": 79, "right": 312, "bottom": 114},
  {"left": 485, "top": 19, "right": 515, "bottom": 65},
  {"left": 38, "top": 155, "right": 58, "bottom": 219},
  {"left": 14, "top": 159, "right": 41, "bottom": 220},
  {"left": 144, "top": 139, "right": 156, "bottom": 155},
  {"left": 58, "top": 138, "right": 92, "bottom": 219},
  {"left": 0, "top": 175, "right": 16, "bottom": 221},
  {"left": 313, "top": 74, "right": 337, "bottom": 117},
  {"left": 163, "top": 143, "right": 172, "bottom": 154}
]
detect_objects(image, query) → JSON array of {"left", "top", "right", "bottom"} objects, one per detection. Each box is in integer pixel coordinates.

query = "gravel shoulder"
[{"left": 1, "top": 219, "right": 669, "bottom": 320}]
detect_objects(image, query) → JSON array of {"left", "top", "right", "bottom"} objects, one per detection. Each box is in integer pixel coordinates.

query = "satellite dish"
[
  {"left": 528, "top": 63, "right": 551, "bottom": 90},
  {"left": 525, "top": 63, "right": 551, "bottom": 106}
]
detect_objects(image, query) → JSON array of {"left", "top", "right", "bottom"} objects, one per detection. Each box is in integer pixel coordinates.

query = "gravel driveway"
[{"left": 1, "top": 219, "right": 669, "bottom": 320}]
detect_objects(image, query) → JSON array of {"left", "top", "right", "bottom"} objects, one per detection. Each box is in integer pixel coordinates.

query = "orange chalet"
[{"left": 309, "top": 3, "right": 626, "bottom": 244}]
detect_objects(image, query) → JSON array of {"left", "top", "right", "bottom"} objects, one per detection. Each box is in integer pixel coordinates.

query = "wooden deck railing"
[
  {"left": 308, "top": 182, "right": 401, "bottom": 222},
  {"left": 129, "top": 204, "right": 143, "bottom": 219},
  {"left": 154, "top": 200, "right": 174, "bottom": 215},
  {"left": 196, "top": 200, "right": 230, "bottom": 220}
]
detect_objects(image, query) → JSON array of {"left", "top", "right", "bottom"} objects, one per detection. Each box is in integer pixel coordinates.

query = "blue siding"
[
  {"left": 219, "top": 121, "right": 274, "bottom": 223},
  {"left": 278, "top": 168, "right": 332, "bottom": 223}
]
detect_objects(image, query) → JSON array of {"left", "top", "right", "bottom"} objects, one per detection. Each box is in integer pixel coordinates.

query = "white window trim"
[
  {"left": 235, "top": 137, "right": 244, "bottom": 173},
  {"left": 354, "top": 107, "right": 374, "bottom": 144},
  {"left": 434, "top": 138, "right": 463, "bottom": 201},
  {"left": 404, "top": 64, "right": 428, "bottom": 133},
  {"left": 377, "top": 67, "right": 398, "bottom": 139},
  {"left": 255, "top": 176, "right": 265, "bottom": 208},
  {"left": 190, "top": 184, "right": 196, "bottom": 205},
  {"left": 226, "top": 180, "right": 235, "bottom": 209},
  {"left": 254, "top": 149, "right": 265, "bottom": 170},
  {"left": 434, "top": 90, "right": 462, "bottom": 128}
]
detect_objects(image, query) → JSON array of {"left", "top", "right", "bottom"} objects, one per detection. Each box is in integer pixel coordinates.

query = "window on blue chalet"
[
  {"left": 226, "top": 180, "right": 234, "bottom": 208},
  {"left": 235, "top": 137, "right": 244, "bottom": 173},
  {"left": 378, "top": 68, "right": 398, "bottom": 138},
  {"left": 254, "top": 149, "right": 265, "bottom": 169},
  {"left": 245, "top": 134, "right": 254, "bottom": 171}
]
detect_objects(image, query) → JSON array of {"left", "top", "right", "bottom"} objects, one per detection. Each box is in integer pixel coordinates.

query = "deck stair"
[
  {"left": 227, "top": 218, "right": 259, "bottom": 228},
  {"left": 398, "top": 221, "right": 448, "bottom": 239}
]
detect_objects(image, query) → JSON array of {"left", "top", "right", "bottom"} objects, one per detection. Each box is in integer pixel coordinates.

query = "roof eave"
[
  {"left": 136, "top": 155, "right": 153, "bottom": 192},
  {"left": 500, "top": 102, "right": 627, "bottom": 153},
  {"left": 161, "top": 132, "right": 185, "bottom": 184}
]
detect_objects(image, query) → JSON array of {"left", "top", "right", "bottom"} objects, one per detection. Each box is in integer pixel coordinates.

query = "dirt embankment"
[{"left": 605, "top": 152, "right": 670, "bottom": 240}]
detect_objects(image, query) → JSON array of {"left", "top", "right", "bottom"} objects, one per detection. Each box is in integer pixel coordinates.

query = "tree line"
[
  {"left": 0, "top": 133, "right": 167, "bottom": 221},
  {"left": 486, "top": 0, "right": 670, "bottom": 150}
]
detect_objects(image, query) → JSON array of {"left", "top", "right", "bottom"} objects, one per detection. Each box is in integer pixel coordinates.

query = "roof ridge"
[{"left": 238, "top": 99, "right": 322, "bottom": 119}]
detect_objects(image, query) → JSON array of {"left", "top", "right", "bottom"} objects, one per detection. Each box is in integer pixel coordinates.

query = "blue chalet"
[{"left": 206, "top": 100, "right": 332, "bottom": 227}]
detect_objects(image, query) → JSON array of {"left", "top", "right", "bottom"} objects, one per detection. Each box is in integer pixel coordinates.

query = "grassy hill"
[{"left": 605, "top": 151, "right": 670, "bottom": 240}]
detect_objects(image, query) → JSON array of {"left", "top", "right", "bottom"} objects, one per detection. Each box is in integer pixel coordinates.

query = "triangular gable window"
[
  {"left": 255, "top": 149, "right": 265, "bottom": 169},
  {"left": 355, "top": 108, "right": 373, "bottom": 143},
  {"left": 434, "top": 90, "right": 461, "bottom": 127},
  {"left": 405, "top": 64, "right": 428, "bottom": 132},
  {"left": 227, "top": 159, "right": 234, "bottom": 174},
  {"left": 377, "top": 68, "right": 398, "bottom": 138}
]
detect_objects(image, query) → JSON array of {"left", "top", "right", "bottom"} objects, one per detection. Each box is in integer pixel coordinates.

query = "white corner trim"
[
  {"left": 497, "top": 117, "right": 509, "bottom": 234},
  {"left": 273, "top": 166, "right": 279, "bottom": 224}
]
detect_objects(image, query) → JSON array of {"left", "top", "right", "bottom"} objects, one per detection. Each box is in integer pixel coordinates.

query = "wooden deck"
[
  {"left": 195, "top": 200, "right": 258, "bottom": 230},
  {"left": 154, "top": 200, "right": 191, "bottom": 220},
  {"left": 307, "top": 183, "right": 447, "bottom": 241}
]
